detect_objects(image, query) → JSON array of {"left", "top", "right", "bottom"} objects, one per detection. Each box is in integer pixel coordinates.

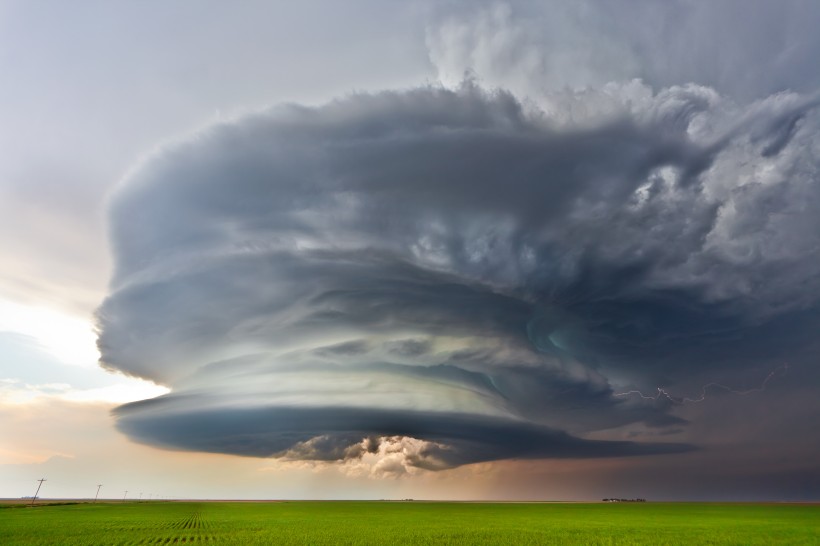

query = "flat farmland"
[{"left": 1, "top": 501, "right": 817, "bottom": 545}]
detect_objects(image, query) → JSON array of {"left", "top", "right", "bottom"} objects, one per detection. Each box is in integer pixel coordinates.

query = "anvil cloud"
[{"left": 97, "top": 80, "right": 820, "bottom": 471}]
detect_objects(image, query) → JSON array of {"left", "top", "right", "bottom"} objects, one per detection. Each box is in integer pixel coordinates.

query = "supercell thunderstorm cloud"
[{"left": 97, "top": 80, "right": 820, "bottom": 473}]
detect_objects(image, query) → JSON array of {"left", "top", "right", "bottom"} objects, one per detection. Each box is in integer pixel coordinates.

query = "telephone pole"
[
  {"left": 94, "top": 484, "right": 103, "bottom": 503},
  {"left": 31, "top": 478, "right": 46, "bottom": 506},
  {"left": 123, "top": 490, "right": 128, "bottom": 502}
]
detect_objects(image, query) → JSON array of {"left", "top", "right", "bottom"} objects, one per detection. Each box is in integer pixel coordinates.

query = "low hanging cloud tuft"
[{"left": 98, "top": 81, "right": 820, "bottom": 469}]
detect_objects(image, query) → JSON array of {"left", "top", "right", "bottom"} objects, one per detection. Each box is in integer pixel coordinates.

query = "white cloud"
[
  {"left": 0, "top": 378, "right": 168, "bottom": 406},
  {"left": 0, "top": 299, "right": 99, "bottom": 369}
]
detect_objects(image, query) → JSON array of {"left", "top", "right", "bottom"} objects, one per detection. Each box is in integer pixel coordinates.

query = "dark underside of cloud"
[
  {"left": 115, "top": 401, "right": 691, "bottom": 467},
  {"left": 98, "top": 81, "right": 820, "bottom": 470}
]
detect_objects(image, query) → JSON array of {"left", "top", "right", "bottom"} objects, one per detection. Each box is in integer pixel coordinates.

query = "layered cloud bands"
[{"left": 98, "top": 82, "right": 820, "bottom": 469}]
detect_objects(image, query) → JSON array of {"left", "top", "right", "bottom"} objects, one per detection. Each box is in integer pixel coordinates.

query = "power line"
[{"left": 31, "top": 478, "right": 46, "bottom": 506}]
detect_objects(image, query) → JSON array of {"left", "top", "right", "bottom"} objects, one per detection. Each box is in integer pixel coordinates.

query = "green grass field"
[{"left": 1, "top": 501, "right": 817, "bottom": 545}]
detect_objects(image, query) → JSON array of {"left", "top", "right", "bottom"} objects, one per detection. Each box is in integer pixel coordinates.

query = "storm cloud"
[{"left": 98, "top": 79, "right": 820, "bottom": 470}]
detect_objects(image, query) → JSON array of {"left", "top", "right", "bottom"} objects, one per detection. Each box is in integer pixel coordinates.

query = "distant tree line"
[{"left": 602, "top": 498, "right": 647, "bottom": 502}]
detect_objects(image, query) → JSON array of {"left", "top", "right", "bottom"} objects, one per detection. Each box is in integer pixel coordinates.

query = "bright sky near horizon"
[{"left": 2, "top": 1, "right": 820, "bottom": 501}]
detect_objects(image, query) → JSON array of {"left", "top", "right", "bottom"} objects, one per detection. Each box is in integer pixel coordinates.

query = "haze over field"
[{"left": 2, "top": 0, "right": 819, "bottom": 501}]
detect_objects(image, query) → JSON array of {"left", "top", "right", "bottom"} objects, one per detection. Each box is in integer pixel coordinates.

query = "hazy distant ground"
[{"left": 2, "top": 501, "right": 818, "bottom": 545}]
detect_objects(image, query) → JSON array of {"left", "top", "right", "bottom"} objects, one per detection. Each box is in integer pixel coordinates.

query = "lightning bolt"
[{"left": 614, "top": 363, "right": 789, "bottom": 405}]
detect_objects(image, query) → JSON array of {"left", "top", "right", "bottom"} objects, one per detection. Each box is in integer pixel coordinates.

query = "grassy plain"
[{"left": 1, "top": 500, "right": 817, "bottom": 545}]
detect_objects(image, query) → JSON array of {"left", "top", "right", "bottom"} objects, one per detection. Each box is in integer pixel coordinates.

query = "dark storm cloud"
[
  {"left": 114, "top": 397, "right": 691, "bottom": 467},
  {"left": 98, "top": 81, "right": 820, "bottom": 469}
]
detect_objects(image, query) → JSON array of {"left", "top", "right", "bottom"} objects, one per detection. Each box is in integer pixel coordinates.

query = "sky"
[{"left": 2, "top": 0, "right": 819, "bottom": 501}]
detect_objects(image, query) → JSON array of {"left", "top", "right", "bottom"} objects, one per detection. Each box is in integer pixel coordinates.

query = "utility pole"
[
  {"left": 31, "top": 478, "right": 46, "bottom": 506},
  {"left": 94, "top": 484, "right": 103, "bottom": 503},
  {"left": 123, "top": 490, "right": 128, "bottom": 502},
  {"left": 139, "top": 492, "right": 142, "bottom": 502}
]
